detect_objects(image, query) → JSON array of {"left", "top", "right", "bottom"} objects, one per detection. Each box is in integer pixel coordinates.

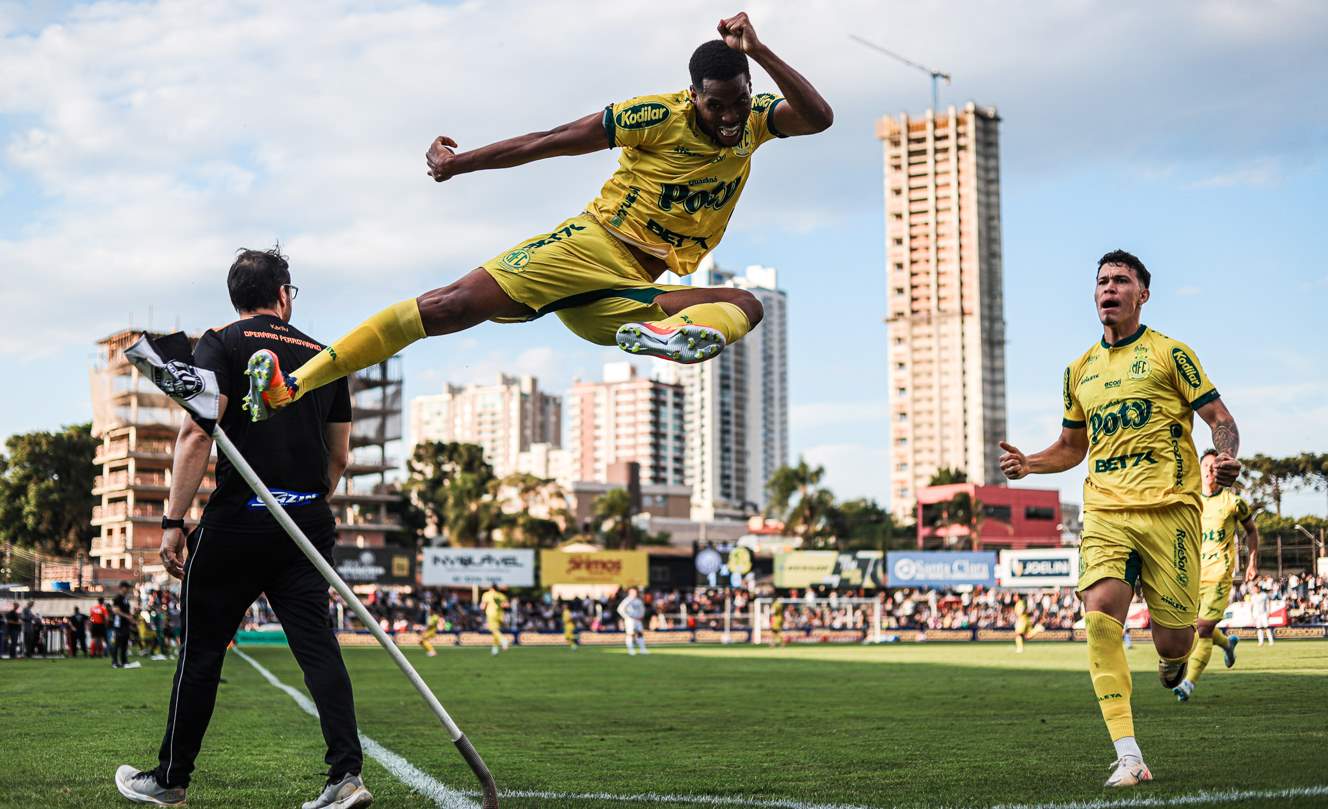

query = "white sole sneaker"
[
  {"left": 616, "top": 322, "right": 725, "bottom": 364},
  {"left": 1104, "top": 756, "right": 1153, "bottom": 787}
]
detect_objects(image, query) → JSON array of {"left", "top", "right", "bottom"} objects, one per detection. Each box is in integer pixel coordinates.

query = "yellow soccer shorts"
[
  {"left": 1078, "top": 502, "right": 1201, "bottom": 629},
  {"left": 481, "top": 213, "right": 692, "bottom": 346},
  {"left": 1197, "top": 579, "right": 1232, "bottom": 622}
]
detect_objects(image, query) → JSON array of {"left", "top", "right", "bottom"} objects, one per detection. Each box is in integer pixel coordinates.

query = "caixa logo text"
[{"left": 247, "top": 489, "right": 320, "bottom": 509}]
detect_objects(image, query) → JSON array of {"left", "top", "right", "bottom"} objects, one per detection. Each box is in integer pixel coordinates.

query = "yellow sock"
[
  {"left": 290, "top": 298, "right": 425, "bottom": 399},
  {"left": 1211, "top": 627, "right": 1230, "bottom": 651},
  {"left": 1086, "top": 612, "right": 1134, "bottom": 741},
  {"left": 1186, "top": 636, "right": 1214, "bottom": 683},
  {"left": 653, "top": 302, "right": 751, "bottom": 344},
  {"left": 420, "top": 638, "right": 435, "bottom": 655},
  {"left": 1015, "top": 634, "right": 1024, "bottom": 653}
]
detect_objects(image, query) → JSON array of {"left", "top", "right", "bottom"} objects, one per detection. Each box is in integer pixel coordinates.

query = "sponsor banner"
[
  {"left": 457, "top": 632, "right": 516, "bottom": 647},
  {"left": 510, "top": 632, "right": 569, "bottom": 647},
  {"left": 693, "top": 629, "right": 751, "bottom": 644},
  {"left": 332, "top": 546, "right": 416, "bottom": 585},
  {"left": 886, "top": 551, "right": 997, "bottom": 589},
  {"left": 539, "top": 550, "right": 648, "bottom": 586},
  {"left": 774, "top": 551, "right": 885, "bottom": 589},
  {"left": 998, "top": 549, "right": 1080, "bottom": 588},
  {"left": 420, "top": 548, "right": 535, "bottom": 588},
  {"left": 577, "top": 632, "right": 629, "bottom": 646}
]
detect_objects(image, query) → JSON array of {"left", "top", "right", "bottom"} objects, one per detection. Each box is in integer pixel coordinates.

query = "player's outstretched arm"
[
  {"left": 1241, "top": 512, "right": 1261, "bottom": 583},
  {"left": 998, "top": 427, "right": 1088, "bottom": 480},
  {"left": 426, "top": 111, "right": 607, "bottom": 182},
  {"left": 1197, "top": 398, "right": 1241, "bottom": 487},
  {"left": 717, "top": 12, "right": 833, "bottom": 136}
]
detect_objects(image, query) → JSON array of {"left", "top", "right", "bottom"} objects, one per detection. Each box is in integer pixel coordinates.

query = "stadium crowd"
[{"left": 3, "top": 574, "right": 1324, "bottom": 659}]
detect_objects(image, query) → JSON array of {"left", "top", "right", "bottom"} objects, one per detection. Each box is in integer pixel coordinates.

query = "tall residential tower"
[{"left": 877, "top": 103, "right": 1007, "bottom": 517}]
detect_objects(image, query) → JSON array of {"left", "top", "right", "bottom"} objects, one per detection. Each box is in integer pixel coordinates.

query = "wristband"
[{"left": 161, "top": 516, "right": 186, "bottom": 530}]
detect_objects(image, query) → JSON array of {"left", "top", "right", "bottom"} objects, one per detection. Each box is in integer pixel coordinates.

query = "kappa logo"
[
  {"left": 156, "top": 361, "right": 204, "bottom": 400},
  {"left": 1172, "top": 347, "right": 1202, "bottom": 388},
  {"left": 615, "top": 102, "right": 670, "bottom": 129}
]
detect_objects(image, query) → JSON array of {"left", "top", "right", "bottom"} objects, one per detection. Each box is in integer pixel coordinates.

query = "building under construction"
[{"left": 87, "top": 330, "right": 405, "bottom": 577}]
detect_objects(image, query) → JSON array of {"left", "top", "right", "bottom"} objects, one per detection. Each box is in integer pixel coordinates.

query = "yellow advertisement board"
[
  {"left": 774, "top": 551, "right": 884, "bottom": 588},
  {"left": 539, "top": 550, "right": 649, "bottom": 586}
]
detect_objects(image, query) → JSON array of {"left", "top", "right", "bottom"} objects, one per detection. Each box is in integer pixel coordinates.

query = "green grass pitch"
[{"left": 1, "top": 641, "right": 1325, "bottom": 808}]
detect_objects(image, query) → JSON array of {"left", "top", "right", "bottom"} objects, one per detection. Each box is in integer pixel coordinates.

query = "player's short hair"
[
  {"left": 1097, "top": 249, "right": 1150, "bottom": 289},
  {"left": 1201, "top": 448, "right": 1219, "bottom": 460},
  {"left": 228, "top": 245, "right": 291, "bottom": 312},
  {"left": 689, "top": 40, "right": 749, "bottom": 90}
]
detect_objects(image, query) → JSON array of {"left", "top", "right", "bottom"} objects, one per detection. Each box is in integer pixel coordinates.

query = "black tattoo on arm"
[{"left": 1212, "top": 419, "right": 1239, "bottom": 457}]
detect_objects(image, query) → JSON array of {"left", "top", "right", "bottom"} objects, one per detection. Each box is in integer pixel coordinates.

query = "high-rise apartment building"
[
  {"left": 567, "top": 362, "right": 686, "bottom": 488},
  {"left": 877, "top": 102, "right": 1008, "bottom": 517},
  {"left": 335, "top": 358, "right": 407, "bottom": 547},
  {"left": 408, "top": 375, "right": 561, "bottom": 478},
  {"left": 664, "top": 259, "right": 788, "bottom": 521}
]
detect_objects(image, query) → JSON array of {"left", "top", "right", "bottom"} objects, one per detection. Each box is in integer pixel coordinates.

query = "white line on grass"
[
  {"left": 234, "top": 647, "right": 1324, "bottom": 809},
  {"left": 233, "top": 647, "right": 478, "bottom": 809}
]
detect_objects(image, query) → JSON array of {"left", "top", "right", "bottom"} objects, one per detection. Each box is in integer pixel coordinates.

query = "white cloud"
[{"left": 1188, "top": 158, "right": 1280, "bottom": 189}]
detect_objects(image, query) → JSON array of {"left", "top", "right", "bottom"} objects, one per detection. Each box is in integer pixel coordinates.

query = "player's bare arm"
[
  {"left": 1241, "top": 511, "right": 1260, "bottom": 582},
  {"left": 1196, "top": 398, "right": 1240, "bottom": 487},
  {"left": 426, "top": 111, "right": 607, "bottom": 182},
  {"left": 718, "top": 12, "right": 833, "bottom": 136},
  {"left": 998, "top": 427, "right": 1089, "bottom": 480}
]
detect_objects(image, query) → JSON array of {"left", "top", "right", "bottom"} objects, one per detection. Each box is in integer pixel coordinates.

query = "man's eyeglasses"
[{"left": 282, "top": 284, "right": 299, "bottom": 301}]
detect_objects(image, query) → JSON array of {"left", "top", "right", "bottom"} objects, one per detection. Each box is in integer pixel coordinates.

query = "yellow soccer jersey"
[
  {"left": 1200, "top": 488, "right": 1252, "bottom": 584},
  {"left": 562, "top": 607, "right": 575, "bottom": 630},
  {"left": 481, "top": 589, "right": 508, "bottom": 622},
  {"left": 1062, "top": 325, "right": 1219, "bottom": 512},
  {"left": 425, "top": 613, "right": 440, "bottom": 632},
  {"left": 588, "top": 89, "right": 786, "bottom": 277}
]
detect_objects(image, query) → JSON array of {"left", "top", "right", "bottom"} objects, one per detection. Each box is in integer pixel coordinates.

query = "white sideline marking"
[
  {"left": 231, "top": 650, "right": 1325, "bottom": 809},
  {"left": 233, "top": 647, "right": 478, "bottom": 809}
]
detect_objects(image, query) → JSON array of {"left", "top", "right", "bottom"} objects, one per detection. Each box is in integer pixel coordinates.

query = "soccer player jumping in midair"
[
  {"left": 998, "top": 250, "right": 1241, "bottom": 788},
  {"left": 241, "top": 12, "right": 832, "bottom": 420}
]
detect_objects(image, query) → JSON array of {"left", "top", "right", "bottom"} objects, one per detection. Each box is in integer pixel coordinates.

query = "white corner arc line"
[{"left": 234, "top": 647, "right": 478, "bottom": 809}]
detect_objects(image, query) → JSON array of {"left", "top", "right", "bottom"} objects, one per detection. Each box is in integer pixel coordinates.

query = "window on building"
[
  {"left": 1025, "top": 506, "right": 1056, "bottom": 521},
  {"left": 982, "top": 504, "right": 1012, "bottom": 522}
]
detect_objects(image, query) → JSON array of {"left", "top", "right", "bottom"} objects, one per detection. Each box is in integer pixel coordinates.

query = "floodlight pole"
[{"left": 208, "top": 426, "right": 500, "bottom": 808}]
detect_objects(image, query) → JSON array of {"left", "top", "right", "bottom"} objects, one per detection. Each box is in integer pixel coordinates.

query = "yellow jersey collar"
[{"left": 1101, "top": 323, "right": 1147, "bottom": 350}]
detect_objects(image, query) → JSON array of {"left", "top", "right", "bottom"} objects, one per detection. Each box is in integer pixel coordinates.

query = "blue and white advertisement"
[
  {"left": 998, "top": 549, "right": 1080, "bottom": 588},
  {"left": 886, "top": 551, "right": 998, "bottom": 589}
]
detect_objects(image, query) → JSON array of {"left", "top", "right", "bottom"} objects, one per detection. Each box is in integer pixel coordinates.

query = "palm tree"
[{"left": 593, "top": 488, "right": 635, "bottom": 549}]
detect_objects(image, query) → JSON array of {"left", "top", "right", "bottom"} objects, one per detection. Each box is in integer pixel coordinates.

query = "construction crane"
[{"left": 849, "top": 34, "right": 951, "bottom": 113}]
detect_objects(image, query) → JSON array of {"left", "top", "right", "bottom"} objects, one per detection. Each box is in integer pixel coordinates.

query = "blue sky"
[{"left": 2, "top": 1, "right": 1325, "bottom": 515}]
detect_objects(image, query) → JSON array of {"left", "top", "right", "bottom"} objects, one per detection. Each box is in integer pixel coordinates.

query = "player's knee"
[
  {"left": 1154, "top": 630, "right": 1193, "bottom": 659},
  {"left": 729, "top": 289, "right": 763, "bottom": 328}
]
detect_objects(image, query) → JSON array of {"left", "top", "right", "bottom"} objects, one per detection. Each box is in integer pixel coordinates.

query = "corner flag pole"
[{"left": 124, "top": 333, "right": 498, "bottom": 809}]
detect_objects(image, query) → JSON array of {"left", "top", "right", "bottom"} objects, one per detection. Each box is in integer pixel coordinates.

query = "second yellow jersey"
[
  {"left": 1062, "top": 325, "right": 1219, "bottom": 512},
  {"left": 1200, "top": 488, "right": 1252, "bottom": 584},
  {"left": 588, "top": 89, "right": 786, "bottom": 278},
  {"left": 481, "top": 590, "right": 508, "bottom": 622}
]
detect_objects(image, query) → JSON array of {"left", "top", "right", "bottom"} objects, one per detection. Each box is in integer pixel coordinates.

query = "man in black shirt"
[
  {"left": 68, "top": 607, "right": 89, "bottom": 657},
  {"left": 111, "top": 582, "right": 134, "bottom": 668},
  {"left": 3, "top": 602, "right": 20, "bottom": 658},
  {"left": 115, "top": 247, "right": 370, "bottom": 809}
]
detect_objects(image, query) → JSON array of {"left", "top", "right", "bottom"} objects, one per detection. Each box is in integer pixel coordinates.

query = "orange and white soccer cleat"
[
  {"left": 241, "top": 349, "right": 297, "bottom": 422},
  {"left": 1104, "top": 756, "right": 1153, "bottom": 788},
  {"left": 615, "top": 321, "right": 725, "bottom": 364}
]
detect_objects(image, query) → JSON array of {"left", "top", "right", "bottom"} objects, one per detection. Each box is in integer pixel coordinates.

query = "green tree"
[
  {"left": 492, "top": 472, "right": 570, "bottom": 548},
  {"left": 928, "top": 467, "right": 968, "bottom": 486},
  {"left": 1240, "top": 454, "right": 1300, "bottom": 518},
  {"left": 0, "top": 423, "right": 99, "bottom": 555},
  {"left": 592, "top": 488, "right": 634, "bottom": 549},
  {"left": 766, "top": 459, "right": 840, "bottom": 547},
  {"left": 403, "top": 441, "right": 499, "bottom": 546},
  {"left": 835, "top": 498, "right": 915, "bottom": 551}
]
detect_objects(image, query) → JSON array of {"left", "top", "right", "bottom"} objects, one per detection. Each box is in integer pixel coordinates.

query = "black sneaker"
[{"left": 114, "top": 765, "right": 186, "bottom": 806}]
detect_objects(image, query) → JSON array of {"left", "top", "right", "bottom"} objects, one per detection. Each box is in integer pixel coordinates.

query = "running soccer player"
[
  {"left": 1252, "top": 587, "right": 1274, "bottom": 645},
  {"left": 769, "top": 597, "right": 785, "bottom": 648},
  {"left": 1174, "top": 449, "right": 1259, "bottom": 701},
  {"left": 561, "top": 602, "right": 579, "bottom": 650},
  {"left": 419, "top": 607, "right": 441, "bottom": 658},
  {"left": 998, "top": 250, "right": 1241, "bottom": 788},
  {"left": 480, "top": 586, "right": 509, "bottom": 656},
  {"left": 617, "top": 588, "right": 648, "bottom": 656},
  {"left": 1014, "top": 596, "right": 1030, "bottom": 654},
  {"left": 239, "top": 13, "right": 833, "bottom": 421}
]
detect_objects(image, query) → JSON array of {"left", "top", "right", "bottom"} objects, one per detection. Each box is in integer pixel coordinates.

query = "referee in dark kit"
[{"left": 115, "top": 246, "right": 373, "bottom": 809}]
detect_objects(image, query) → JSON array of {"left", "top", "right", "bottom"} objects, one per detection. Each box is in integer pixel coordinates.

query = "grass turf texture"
[{"left": 1, "top": 641, "right": 1325, "bottom": 809}]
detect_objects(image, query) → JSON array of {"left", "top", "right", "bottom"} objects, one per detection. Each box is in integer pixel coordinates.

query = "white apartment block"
[
  {"left": 877, "top": 103, "right": 1008, "bottom": 518},
  {"left": 408, "top": 375, "right": 561, "bottom": 478},
  {"left": 567, "top": 362, "right": 686, "bottom": 488}
]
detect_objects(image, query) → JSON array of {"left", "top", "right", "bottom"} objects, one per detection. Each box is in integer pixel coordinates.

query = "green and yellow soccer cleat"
[
  {"left": 241, "top": 349, "right": 297, "bottom": 422},
  {"left": 615, "top": 321, "right": 725, "bottom": 364}
]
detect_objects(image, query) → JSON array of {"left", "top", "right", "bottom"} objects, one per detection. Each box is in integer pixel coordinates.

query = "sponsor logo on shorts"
[
  {"left": 500, "top": 249, "right": 530, "bottom": 273},
  {"left": 1159, "top": 594, "right": 1186, "bottom": 611},
  {"left": 1172, "top": 347, "right": 1202, "bottom": 388},
  {"left": 615, "top": 102, "right": 670, "bottom": 129},
  {"left": 521, "top": 222, "right": 586, "bottom": 251},
  {"left": 1088, "top": 398, "right": 1153, "bottom": 445},
  {"left": 1174, "top": 527, "right": 1190, "bottom": 586}
]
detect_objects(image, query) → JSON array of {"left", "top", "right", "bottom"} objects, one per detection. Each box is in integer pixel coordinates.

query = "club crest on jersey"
[
  {"left": 616, "top": 102, "right": 670, "bottom": 129},
  {"left": 1172, "top": 347, "right": 1202, "bottom": 388},
  {"left": 500, "top": 249, "right": 530, "bottom": 273},
  {"left": 732, "top": 124, "right": 756, "bottom": 157}
]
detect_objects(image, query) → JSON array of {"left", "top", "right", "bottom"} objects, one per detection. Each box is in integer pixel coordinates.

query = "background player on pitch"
[
  {"left": 1174, "top": 448, "right": 1259, "bottom": 701},
  {"left": 419, "top": 607, "right": 441, "bottom": 658},
  {"left": 562, "top": 602, "right": 579, "bottom": 650},
  {"left": 480, "top": 585, "right": 509, "bottom": 656},
  {"left": 617, "top": 588, "right": 648, "bottom": 656},
  {"left": 241, "top": 12, "right": 833, "bottom": 421},
  {"left": 999, "top": 249, "right": 1241, "bottom": 788}
]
